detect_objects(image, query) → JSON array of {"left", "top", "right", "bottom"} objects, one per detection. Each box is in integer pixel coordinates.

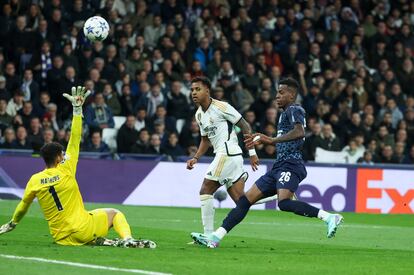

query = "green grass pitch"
[{"left": 0, "top": 200, "right": 413, "bottom": 274}]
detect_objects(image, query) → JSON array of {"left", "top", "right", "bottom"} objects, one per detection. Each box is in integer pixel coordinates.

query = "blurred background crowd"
[{"left": 0, "top": 0, "right": 414, "bottom": 164}]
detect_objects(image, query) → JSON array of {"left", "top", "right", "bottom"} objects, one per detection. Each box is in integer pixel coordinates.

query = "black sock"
[
  {"left": 221, "top": 195, "right": 252, "bottom": 232},
  {"left": 278, "top": 199, "right": 319, "bottom": 218}
]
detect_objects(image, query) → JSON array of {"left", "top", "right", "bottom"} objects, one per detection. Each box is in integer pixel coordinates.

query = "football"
[{"left": 83, "top": 16, "right": 109, "bottom": 42}]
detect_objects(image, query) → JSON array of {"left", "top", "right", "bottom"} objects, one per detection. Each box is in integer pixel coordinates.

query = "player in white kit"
[{"left": 187, "top": 76, "right": 273, "bottom": 235}]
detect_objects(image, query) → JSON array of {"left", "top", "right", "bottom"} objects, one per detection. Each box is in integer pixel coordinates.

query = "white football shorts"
[{"left": 204, "top": 154, "right": 248, "bottom": 189}]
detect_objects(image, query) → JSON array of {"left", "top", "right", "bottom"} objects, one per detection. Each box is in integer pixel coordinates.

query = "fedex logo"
[
  {"left": 296, "top": 167, "right": 355, "bottom": 212},
  {"left": 356, "top": 169, "right": 414, "bottom": 214}
]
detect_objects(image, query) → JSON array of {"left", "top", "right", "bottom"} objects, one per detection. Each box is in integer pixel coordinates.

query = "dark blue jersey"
[{"left": 275, "top": 104, "right": 306, "bottom": 162}]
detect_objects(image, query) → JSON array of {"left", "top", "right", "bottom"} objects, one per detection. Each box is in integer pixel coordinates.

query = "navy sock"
[
  {"left": 221, "top": 195, "right": 252, "bottom": 232},
  {"left": 278, "top": 199, "right": 319, "bottom": 218}
]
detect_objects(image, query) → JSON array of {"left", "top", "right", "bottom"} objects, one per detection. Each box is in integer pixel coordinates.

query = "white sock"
[
  {"left": 317, "top": 209, "right": 331, "bottom": 222},
  {"left": 213, "top": 227, "right": 227, "bottom": 240},
  {"left": 255, "top": 194, "right": 278, "bottom": 205},
  {"left": 200, "top": 194, "right": 215, "bottom": 234}
]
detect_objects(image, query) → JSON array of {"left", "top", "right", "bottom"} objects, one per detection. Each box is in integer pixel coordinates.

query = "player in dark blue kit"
[{"left": 191, "top": 78, "right": 343, "bottom": 248}]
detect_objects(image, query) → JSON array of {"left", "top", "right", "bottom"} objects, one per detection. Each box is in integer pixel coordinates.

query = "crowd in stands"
[{"left": 0, "top": 0, "right": 414, "bottom": 164}]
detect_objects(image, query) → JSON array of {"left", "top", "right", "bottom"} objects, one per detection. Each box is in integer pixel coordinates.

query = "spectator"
[
  {"left": 376, "top": 145, "right": 399, "bottom": 164},
  {"left": 374, "top": 124, "right": 395, "bottom": 149},
  {"left": 116, "top": 114, "right": 139, "bottom": 153},
  {"left": 146, "top": 133, "right": 163, "bottom": 155},
  {"left": 394, "top": 141, "right": 406, "bottom": 163},
  {"left": 342, "top": 139, "right": 364, "bottom": 164},
  {"left": 211, "top": 60, "right": 239, "bottom": 89},
  {"left": 152, "top": 119, "right": 168, "bottom": 146},
  {"left": 131, "top": 128, "right": 151, "bottom": 154},
  {"left": 34, "top": 91, "right": 51, "bottom": 118},
  {"left": 231, "top": 82, "right": 254, "bottom": 114},
  {"left": 314, "top": 124, "right": 342, "bottom": 152},
  {"left": 403, "top": 144, "right": 414, "bottom": 164},
  {"left": 45, "top": 103, "right": 63, "bottom": 132},
  {"left": 193, "top": 37, "right": 213, "bottom": 72},
  {"left": 20, "top": 69, "right": 40, "bottom": 106},
  {"left": 240, "top": 63, "right": 261, "bottom": 97},
  {"left": 250, "top": 90, "right": 272, "bottom": 122},
  {"left": 83, "top": 131, "right": 110, "bottom": 153},
  {"left": 30, "top": 41, "right": 53, "bottom": 88},
  {"left": 378, "top": 98, "right": 404, "bottom": 129},
  {"left": 145, "top": 84, "right": 166, "bottom": 118},
  {"left": 167, "top": 81, "right": 190, "bottom": 120},
  {"left": 6, "top": 90, "right": 24, "bottom": 117},
  {"left": 162, "top": 132, "right": 185, "bottom": 159},
  {"left": 358, "top": 151, "right": 374, "bottom": 165},
  {"left": 303, "top": 121, "right": 321, "bottom": 161},
  {"left": 134, "top": 107, "right": 148, "bottom": 132},
  {"left": 119, "top": 84, "right": 136, "bottom": 116},
  {"left": 179, "top": 118, "right": 201, "bottom": 149},
  {"left": 0, "top": 98, "right": 13, "bottom": 130},
  {"left": 13, "top": 126, "right": 32, "bottom": 150},
  {"left": 344, "top": 113, "right": 364, "bottom": 143},
  {"left": 102, "top": 83, "right": 122, "bottom": 116},
  {"left": 27, "top": 117, "right": 43, "bottom": 151},
  {"left": 125, "top": 48, "right": 145, "bottom": 79},
  {"left": 18, "top": 101, "right": 35, "bottom": 129},
  {"left": 85, "top": 93, "right": 115, "bottom": 131},
  {"left": 244, "top": 110, "right": 260, "bottom": 133},
  {"left": 143, "top": 15, "right": 165, "bottom": 49},
  {"left": 0, "top": 128, "right": 16, "bottom": 149},
  {"left": 42, "top": 128, "right": 54, "bottom": 144},
  {"left": 0, "top": 75, "right": 11, "bottom": 101},
  {"left": 4, "top": 62, "right": 20, "bottom": 93}
]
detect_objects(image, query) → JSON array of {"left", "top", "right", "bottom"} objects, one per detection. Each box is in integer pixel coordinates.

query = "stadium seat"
[
  {"left": 113, "top": 116, "right": 126, "bottom": 130},
  {"left": 102, "top": 128, "right": 118, "bottom": 151}
]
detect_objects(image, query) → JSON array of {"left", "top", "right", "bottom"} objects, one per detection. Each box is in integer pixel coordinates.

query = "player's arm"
[
  {"left": 220, "top": 102, "right": 259, "bottom": 171},
  {"left": 236, "top": 118, "right": 259, "bottom": 171},
  {"left": 187, "top": 136, "right": 210, "bottom": 170},
  {"left": 0, "top": 180, "right": 36, "bottom": 235},
  {"left": 246, "top": 124, "right": 305, "bottom": 147},
  {"left": 272, "top": 123, "right": 305, "bottom": 143},
  {"left": 61, "top": 86, "right": 91, "bottom": 174},
  {"left": 246, "top": 108, "right": 306, "bottom": 146}
]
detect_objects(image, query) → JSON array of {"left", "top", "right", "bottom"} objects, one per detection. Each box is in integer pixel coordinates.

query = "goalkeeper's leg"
[{"left": 102, "top": 208, "right": 132, "bottom": 239}]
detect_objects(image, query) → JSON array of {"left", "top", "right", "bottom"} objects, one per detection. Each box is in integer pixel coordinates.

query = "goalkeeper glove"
[
  {"left": 0, "top": 220, "right": 17, "bottom": 235},
  {"left": 63, "top": 86, "right": 91, "bottom": 116}
]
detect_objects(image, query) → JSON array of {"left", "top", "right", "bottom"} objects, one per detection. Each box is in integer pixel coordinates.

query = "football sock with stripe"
[{"left": 200, "top": 194, "right": 215, "bottom": 235}]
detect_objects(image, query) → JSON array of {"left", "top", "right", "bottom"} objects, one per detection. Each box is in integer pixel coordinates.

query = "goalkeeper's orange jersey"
[{"left": 14, "top": 115, "right": 90, "bottom": 241}]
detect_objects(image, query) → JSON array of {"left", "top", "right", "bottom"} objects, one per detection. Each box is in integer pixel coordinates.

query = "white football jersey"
[{"left": 195, "top": 99, "right": 243, "bottom": 155}]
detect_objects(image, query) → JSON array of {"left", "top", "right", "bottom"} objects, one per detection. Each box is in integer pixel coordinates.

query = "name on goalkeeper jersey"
[{"left": 40, "top": 175, "right": 60, "bottom": 184}]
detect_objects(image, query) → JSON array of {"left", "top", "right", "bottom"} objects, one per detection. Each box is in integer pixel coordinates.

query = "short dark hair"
[
  {"left": 40, "top": 142, "right": 64, "bottom": 167},
  {"left": 279, "top": 77, "right": 300, "bottom": 91},
  {"left": 191, "top": 76, "right": 212, "bottom": 90}
]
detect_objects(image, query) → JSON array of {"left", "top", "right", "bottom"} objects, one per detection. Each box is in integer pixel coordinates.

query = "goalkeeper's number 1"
[{"left": 49, "top": 186, "right": 63, "bottom": 211}]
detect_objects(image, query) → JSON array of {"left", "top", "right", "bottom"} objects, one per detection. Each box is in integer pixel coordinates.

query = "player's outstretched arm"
[
  {"left": 0, "top": 181, "right": 36, "bottom": 236},
  {"left": 62, "top": 86, "right": 91, "bottom": 174},
  {"left": 246, "top": 124, "right": 305, "bottom": 148},
  {"left": 0, "top": 201, "right": 32, "bottom": 235},
  {"left": 187, "top": 136, "right": 210, "bottom": 170},
  {"left": 236, "top": 118, "right": 259, "bottom": 171},
  {"left": 272, "top": 124, "right": 305, "bottom": 143}
]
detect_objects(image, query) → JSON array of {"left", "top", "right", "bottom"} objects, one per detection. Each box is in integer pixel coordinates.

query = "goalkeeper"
[{"left": 0, "top": 86, "right": 155, "bottom": 248}]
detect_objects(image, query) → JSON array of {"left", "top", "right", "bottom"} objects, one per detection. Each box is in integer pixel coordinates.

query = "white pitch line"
[{"left": 0, "top": 254, "right": 172, "bottom": 275}]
